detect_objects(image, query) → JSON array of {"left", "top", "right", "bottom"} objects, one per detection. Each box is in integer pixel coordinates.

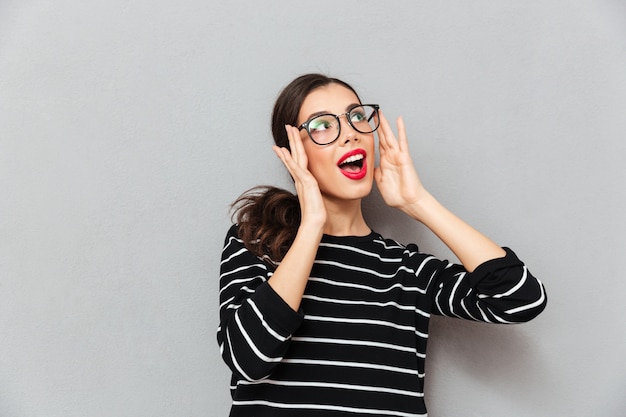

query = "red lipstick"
[{"left": 337, "top": 149, "right": 367, "bottom": 180}]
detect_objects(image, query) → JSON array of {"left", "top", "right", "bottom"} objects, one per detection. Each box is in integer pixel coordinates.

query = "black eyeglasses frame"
[{"left": 297, "top": 104, "right": 380, "bottom": 146}]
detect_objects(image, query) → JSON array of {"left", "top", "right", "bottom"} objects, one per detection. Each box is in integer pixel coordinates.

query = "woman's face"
[{"left": 297, "top": 83, "right": 376, "bottom": 204}]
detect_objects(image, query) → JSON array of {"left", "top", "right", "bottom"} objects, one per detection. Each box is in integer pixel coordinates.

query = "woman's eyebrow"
[
  {"left": 303, "top": 103, "right": 361, "bottom": 122},
  {"left": 304, "top": 110, "right": 330, "bottom": 121}
]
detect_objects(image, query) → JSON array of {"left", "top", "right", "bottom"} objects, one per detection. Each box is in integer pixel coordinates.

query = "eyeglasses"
[{"left": 298, "top": 104, "right": 380, "bottom": 145}]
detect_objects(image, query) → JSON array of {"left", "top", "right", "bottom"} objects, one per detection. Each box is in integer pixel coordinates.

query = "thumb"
[{"left": 374, "top": 166, "right": 382, "bottom": 185}]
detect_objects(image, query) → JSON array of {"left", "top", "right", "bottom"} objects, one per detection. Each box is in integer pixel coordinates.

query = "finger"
[
  {"left": 377, "top": 110, "right": 398, "bottom": 152},
  {"left": 273, "top": 145, "right": 296, "bottom": 178},
  {"left": 376, "top": 110, "right": 389, "bottom": 151},
  {"left": 376, "top": 115, "right": 388, "bottom": 160},
  {"left": 373, "top": 166, "right": 382, "bottom": 185},
  {"left": 284, "top": 125, "right": 298, "bottom": 165},
  {"left": 274, "top": 144, "right": 311, "bottom": 187},
  {"left": 396, "top": 116, "right": 408, "bottom": 153},
  {"left": 285, "top": 124, "right": 308, "bottom": 168}
]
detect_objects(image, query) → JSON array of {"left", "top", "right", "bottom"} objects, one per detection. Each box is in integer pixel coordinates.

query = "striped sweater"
[{"left": 217, "top": 224, "right": 546, "bottom": 416}]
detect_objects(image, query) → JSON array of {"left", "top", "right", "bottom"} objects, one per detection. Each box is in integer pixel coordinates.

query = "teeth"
[{"left": 340, "top": 154, "right": 364, "bottom": 165}]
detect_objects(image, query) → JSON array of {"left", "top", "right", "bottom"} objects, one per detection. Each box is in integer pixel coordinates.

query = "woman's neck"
[{"left": 322, "top": 197, "right": 370, "bottom": 237}]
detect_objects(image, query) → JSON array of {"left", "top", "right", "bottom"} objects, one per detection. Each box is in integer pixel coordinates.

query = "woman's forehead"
[{"left": 298, "top": 84, "right": 360, "bottom": 122}]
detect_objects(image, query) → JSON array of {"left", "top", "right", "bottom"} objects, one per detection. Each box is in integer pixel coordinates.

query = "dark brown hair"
[
  {"left": 271, "top": 73, "right": 362, "bottom": 151},
  {"left": 232, "top": 74, "right": 361, "bottom": 262}
]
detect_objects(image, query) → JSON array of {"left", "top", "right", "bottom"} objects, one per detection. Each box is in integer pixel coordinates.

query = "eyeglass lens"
[{"left": 307, "top": 105, "right": 378, "bottom": 145}]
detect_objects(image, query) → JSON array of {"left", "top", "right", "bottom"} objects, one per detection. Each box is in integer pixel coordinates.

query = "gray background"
[{"left": 1, "top": 1, "right": 625, "bottom": 416}]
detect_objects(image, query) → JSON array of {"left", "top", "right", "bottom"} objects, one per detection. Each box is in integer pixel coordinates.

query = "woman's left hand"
[
  {"left": 374, "top": 111, "right": 429, "bottom": 213},
  {"left": 375, "top": 111, "right": 507, "bottom": 270}
]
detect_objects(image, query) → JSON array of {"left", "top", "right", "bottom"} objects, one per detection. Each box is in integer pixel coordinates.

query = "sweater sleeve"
[
  {"left": 429, "top": 247, "right": 547, "bottom": 323},
  {"left": 217, "top": 225, "right": 304, "bottom": 381}
]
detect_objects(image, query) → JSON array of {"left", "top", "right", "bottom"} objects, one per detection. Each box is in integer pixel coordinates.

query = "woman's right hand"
[
  {"left": 273, "top": 125, "right": 327, "bottom": 231},
  {"left": 271, "top": 126, "right": 326, "bottom": 311}
]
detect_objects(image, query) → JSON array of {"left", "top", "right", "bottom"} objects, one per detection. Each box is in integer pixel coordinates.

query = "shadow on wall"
[
  {"left": 362, "top": 187, "right": 427, "bottom": 244},
  {"left": 426, "top": 316, "right": 553, "bottom": 410}
]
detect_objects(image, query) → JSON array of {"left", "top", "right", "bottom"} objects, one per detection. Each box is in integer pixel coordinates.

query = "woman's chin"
[{"left": 322, "top": 180, "right": 374, "bottom": 203}]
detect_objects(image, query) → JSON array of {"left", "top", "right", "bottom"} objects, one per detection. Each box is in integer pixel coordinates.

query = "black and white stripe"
[{"left": 217, "top": 225, "right": 546, "bottom": 416}]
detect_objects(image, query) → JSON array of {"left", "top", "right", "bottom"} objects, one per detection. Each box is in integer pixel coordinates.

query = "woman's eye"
[
  {"left": 350, "top": 110, "right": 366, "bottom": 122},
  {"left": 309, "top": 117, "right": 333, "bottom": 132}
]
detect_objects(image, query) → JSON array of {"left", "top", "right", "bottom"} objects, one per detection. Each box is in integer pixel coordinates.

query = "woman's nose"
[{"left": 338, "top": 116, "right": 359, "bottom": 144}]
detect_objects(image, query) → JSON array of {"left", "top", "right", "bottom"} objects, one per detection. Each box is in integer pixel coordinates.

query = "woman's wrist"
[
  {"left": 296, "top": 220, "right": 325, "bottom": 241},
  {"left": 401, "top": 190, "right": 505, "bottom": 271},
  {"left": 399, "top": 189, "right": 437, "bottom": 224}
]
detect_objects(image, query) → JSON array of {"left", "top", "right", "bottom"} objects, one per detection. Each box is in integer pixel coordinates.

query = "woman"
[{"left": 218, "top": 74, "right": 546, "bottom": 416}]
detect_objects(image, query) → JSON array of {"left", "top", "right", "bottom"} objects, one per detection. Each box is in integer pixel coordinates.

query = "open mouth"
[{"left": 337, "top": 149, "right": 367, "bottom": 180}]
